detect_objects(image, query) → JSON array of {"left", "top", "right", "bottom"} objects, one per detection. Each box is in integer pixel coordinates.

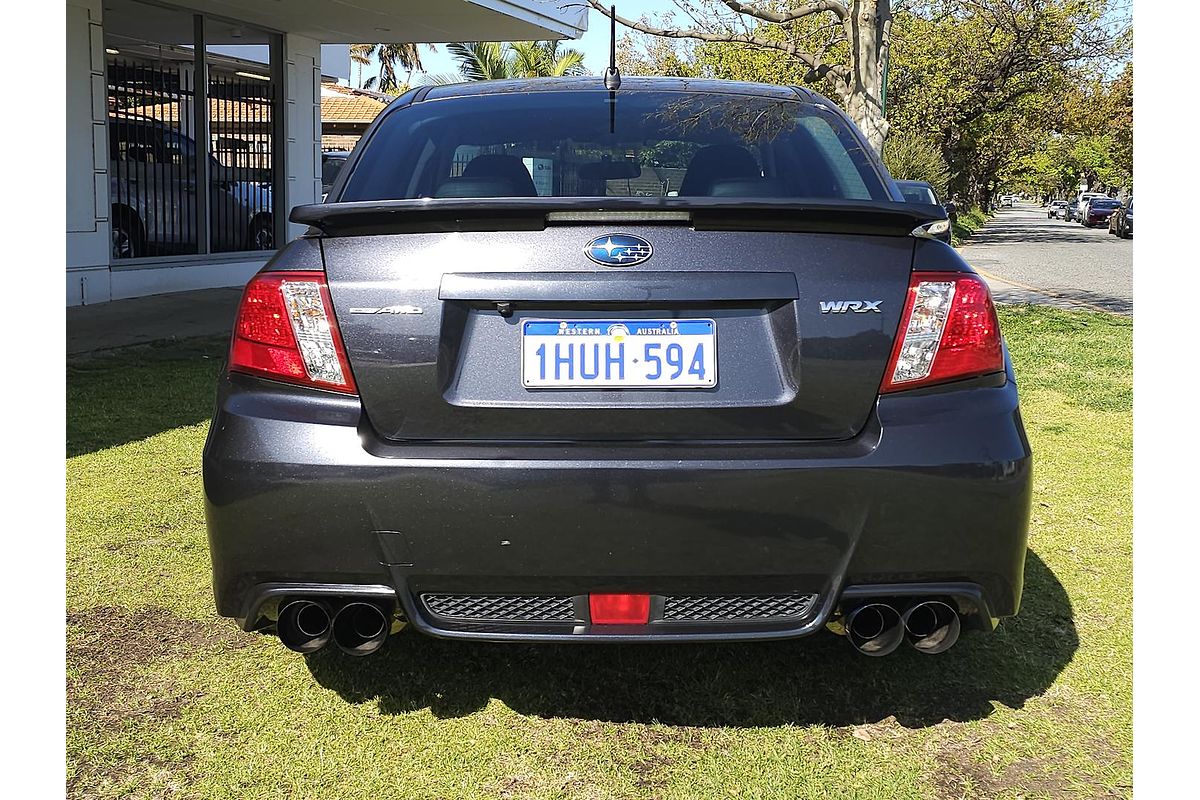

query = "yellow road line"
[{"left": 972, "top": 267, "right": 1115, "bottom": 315}]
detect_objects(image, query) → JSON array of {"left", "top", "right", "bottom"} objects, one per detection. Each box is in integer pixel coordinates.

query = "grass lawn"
[{"left": 66, "top": 306, "right": 1132, "bottom": 799}]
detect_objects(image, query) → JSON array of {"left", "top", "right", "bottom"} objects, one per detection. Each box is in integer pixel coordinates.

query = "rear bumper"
[
  {"left": 204, "top": 365, "right": 1032, "bottom": 642},
  {"left": 236, "top": 580, "right": 998, "bottom": 643}
]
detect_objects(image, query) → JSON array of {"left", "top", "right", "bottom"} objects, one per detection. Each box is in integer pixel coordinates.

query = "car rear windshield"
[
  {"left": 340, "top": 90, "right": 889, "bottom": 202},
  {"left": 898, "top": 183, "right": 938, "bottom": 204},
  {"left": 1092, "top": 199, "right": 1120, "bottom": 208}
]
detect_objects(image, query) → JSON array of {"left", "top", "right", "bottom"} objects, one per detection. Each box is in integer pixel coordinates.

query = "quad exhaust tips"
[
  {"left": 842, "top": 599, "right": 962, "bottom": 656},
  {"left": 277, "top": 599, "right": 333, "bottom": 654},
  {"left": 331, "top": 602, "right": 390, "bottom": 657}
]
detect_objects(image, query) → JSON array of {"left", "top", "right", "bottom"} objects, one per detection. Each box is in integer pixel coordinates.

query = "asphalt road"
[{"left": 959, "top": 202, "right": 1132, "bottom": 315}]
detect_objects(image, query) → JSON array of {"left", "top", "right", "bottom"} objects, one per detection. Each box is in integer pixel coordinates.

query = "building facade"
[{"left": 65, "top": 0, "right": 586, "bottom": 306}]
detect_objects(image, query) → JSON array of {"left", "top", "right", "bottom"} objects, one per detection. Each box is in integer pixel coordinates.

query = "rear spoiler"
[{"left": 290, "top": 198, "right": 947, "bottom": 238}]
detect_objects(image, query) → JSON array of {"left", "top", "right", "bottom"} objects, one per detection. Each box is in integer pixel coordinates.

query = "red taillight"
[
  {"left": 881, "top": 271, "right": 1003, "bottom": 393},
  {"left": 229, "top": 271, "right": 357, "bottom": 394},
  {"left": 589, "top": 593, "right": 650, "bottom": 625}
]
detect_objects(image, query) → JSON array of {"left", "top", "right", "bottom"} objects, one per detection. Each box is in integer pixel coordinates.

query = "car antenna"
[
  {"left": 604, "top": 5, "right": 621, "bottom": 134},
  {"left": 604, "top": 5, "right": 621, "bottom": 91}
]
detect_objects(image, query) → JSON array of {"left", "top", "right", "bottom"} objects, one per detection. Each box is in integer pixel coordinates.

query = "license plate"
[{"left": 521, "top": 319, "right": 717, "bottom": 388}]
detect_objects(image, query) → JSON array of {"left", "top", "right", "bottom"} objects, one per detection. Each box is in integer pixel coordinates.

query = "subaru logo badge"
[{"left": 584, "top": 233, "right": 653, "bottom": 267}]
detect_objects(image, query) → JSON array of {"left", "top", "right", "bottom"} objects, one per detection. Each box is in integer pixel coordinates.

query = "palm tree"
[
  {"left": 352, "top": 43, "right": 430, "bottom": 93},
  {"left": 446, "top": 42, "right": 510, "bottom": 81},
  {"left": 349, "top": 44, "right": 375, "bottom": 89},
  {"left": 374, "top": 43, "right": 425, "bottom": 93},
  {"left": 427, "top": 41, "right": 587, "bottom": 84},
  {"left": 508, "top": 41, "right": 586, "bottom": 78}
]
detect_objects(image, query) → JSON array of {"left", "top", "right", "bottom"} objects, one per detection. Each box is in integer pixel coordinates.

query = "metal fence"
[
  {"left": 208, "top": 69, "right": 276, "bottom": 253},
  {"left": 107, "top": 58, "right": 277, "bottom": 259},
  {"left": 108, "top": 58, "right": 198, "bottom": 258}
]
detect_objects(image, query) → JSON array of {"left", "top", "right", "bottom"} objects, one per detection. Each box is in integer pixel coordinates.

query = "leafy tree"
[
  {"left": 1069, "top": 135, "right": 1121, "bottom": 191},
  {"left": 991, "top": 60, "right": 1132, "bottom": 198},
  {"left": 1057, "top": 63, "right": 1131, "bottom": 191},
  {"left": 1002, "top": 135, "right": 1076, "bottom": 197},
  {"left": 616, "top": 24, "right": 700, "bottom": 77},
  {"left": 883, "top": 1, "right": 1129, "bottom": 206},
  {"left": 1107, "top": 63, "right": 1132, "bottom": 190}
]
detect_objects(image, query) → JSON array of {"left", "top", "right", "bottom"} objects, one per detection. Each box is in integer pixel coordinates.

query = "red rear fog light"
[{"left": 589, "top": 593, "right": 651, "bottom": 625}]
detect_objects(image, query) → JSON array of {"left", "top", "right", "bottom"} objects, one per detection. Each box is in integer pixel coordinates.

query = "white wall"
[
  {"left": 109, "top": 258, "right": 269, "bottom": 301},
  {"left": 284, "top": 33, "right": 323, "bottom": 242},
  {"left": 65, "top": 0, "right": 112, "bottom": 305}
]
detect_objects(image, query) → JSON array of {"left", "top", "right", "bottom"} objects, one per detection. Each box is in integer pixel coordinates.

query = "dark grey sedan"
[{"left": 204, "top": 77, "right": 1031, "bottom": 660}]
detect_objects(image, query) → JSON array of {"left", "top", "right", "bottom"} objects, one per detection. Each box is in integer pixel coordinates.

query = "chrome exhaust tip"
[
  {"left": 331, "top": 602, "right": 390, "bottom": 657},
  {"left": 844, "top": 602, "right": 904, "bottom": 657},
  {"left": 902, "top": 600, "right": 961, "bottom": 654},
  {"left": 277, "top": 599, "right": 332, "bottom": 654}
]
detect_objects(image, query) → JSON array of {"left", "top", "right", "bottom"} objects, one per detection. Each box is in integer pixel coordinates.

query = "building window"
[{"left": 105, "top": 0, "right": 281, "bottom": 262}]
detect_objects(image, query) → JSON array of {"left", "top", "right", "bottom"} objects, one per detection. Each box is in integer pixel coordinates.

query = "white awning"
[{"left": 186, "top": 0, "right": 588, "bottom": 43}]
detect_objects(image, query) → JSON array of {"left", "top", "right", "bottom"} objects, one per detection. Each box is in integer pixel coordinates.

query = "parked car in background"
[
  {"left": 321, "top": 150, "right": 352, "bottom": 201},
  {"left": 1047, "top": 200, "right": 1068, "bottom": 219},
  {"left": 895, "top": 180, "right": 952, "bottom": 244},
  {"left": 1109, "top": 197, "right": 1132, "bottom": 238},
  {"left": 1000, "top": 195, "right": 1014, "bottom": 208},
  {"left": 109, "top": 115, "right": 274, "bottom": 259},
  {"left": 1066, "top": 191, "right": 1106, "bottom": 223},
  {"left": 205, "top": 77, "right": 1029, "bottom": 662},
  {"left": 1082, "top": 197, "right": 1121, "bottom": 228}
]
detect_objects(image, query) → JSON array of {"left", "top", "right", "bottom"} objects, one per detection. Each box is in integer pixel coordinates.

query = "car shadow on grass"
[
  {"left": 66, "top": 337, "right": 227, "bottom": 458},
  {"left": 306, "top": 550, "right": 1075, "bottom": 729}
]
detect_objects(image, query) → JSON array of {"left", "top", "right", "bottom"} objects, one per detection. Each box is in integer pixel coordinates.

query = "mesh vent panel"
[{"left": 662, "top": 594, "right": 817, "bottom": 621}]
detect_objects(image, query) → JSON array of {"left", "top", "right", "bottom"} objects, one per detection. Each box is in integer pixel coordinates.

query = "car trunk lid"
[{"left": 305, "top": 201, "right": 922, "bottom": 443}]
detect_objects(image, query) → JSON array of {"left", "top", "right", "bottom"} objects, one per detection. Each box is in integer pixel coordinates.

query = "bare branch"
[
  {"left": 718, "top": 1, "right": 848, "bottom": 24},
  {"left": 585, "top": 0, "right": 849, "bottom": 85},
  {"left": 674, "top": 2, "right": 721, "bottom": 34}
]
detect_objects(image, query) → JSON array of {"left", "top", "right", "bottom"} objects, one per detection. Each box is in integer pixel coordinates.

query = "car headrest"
[
  {"left": 707, "top": 178, "right": 790, "bottom": 198},
  {"left": 462, "top": 154, "right": 537, "bottom": 197},
  {"left": 679, "top": 145, "right": 760, "bottom": 196},
  {"left": 433, "top": 176, "right": 530, "bottom": 198}
]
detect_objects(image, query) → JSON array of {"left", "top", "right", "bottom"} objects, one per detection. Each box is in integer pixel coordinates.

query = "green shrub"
[
  {"left": 951, "top": 206, "right": 990, "bottom": 246},
  {"left": 882, "top": 134, "right": 950, "bottom": 197}
]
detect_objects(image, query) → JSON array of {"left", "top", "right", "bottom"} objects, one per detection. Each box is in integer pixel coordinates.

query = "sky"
[{"left": 351, "top": 1, "right": 679, "bottom": 88}]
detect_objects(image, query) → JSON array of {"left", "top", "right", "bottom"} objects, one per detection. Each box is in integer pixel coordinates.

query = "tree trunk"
[{"left": 842, "top": 0, "right": 891, "bottom": 155}]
